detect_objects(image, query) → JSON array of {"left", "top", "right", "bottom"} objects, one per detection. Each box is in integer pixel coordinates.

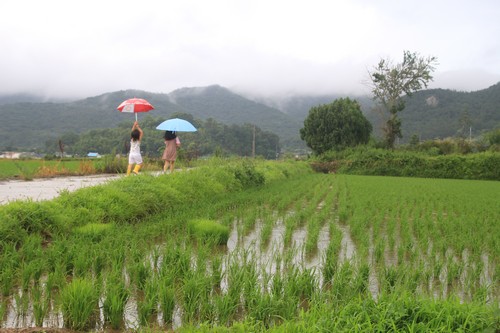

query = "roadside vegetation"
[
  {"left": 0, "top": 156, "right": 163, "bottom": 181},
  {"left": 0, "top": 157, "right": 498, "bottom": 332}
]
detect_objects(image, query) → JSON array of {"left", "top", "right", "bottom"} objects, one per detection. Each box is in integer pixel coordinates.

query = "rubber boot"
[
  {"left": 133, "top": 164, "right": 142, "bottom": 175},
  {"left": 127, "top": 165, "right": 132, "bottom": 176}
]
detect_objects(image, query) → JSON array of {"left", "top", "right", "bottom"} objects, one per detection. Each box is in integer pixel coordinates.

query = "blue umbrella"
[{"left": 156, "top": 118, "right": 197, "bottom": 132}]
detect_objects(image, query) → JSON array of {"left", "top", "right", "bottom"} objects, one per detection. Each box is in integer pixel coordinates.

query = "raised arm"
[{"left": 133, "top": 121, "right": 144, "bottom": 141}]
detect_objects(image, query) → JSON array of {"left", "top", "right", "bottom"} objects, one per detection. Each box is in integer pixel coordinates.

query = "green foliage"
[
  {"left": 300, "top": 98, "right": 372, "bottom": 154},
  {"left": 188, "top": 219, "right": 230, "bottom": 245}
]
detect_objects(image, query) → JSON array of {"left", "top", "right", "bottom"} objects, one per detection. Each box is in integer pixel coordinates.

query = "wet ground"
[{"left": 0, "top": 174, "right": 122, "bottom": 205}]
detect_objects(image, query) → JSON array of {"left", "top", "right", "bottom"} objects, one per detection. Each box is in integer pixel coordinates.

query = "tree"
[
  {"left": 368, "top": 50, "right": 438, "bottom": 148},
  {"left": 300, "top": 98, "right": 372, "bottom": 155}
]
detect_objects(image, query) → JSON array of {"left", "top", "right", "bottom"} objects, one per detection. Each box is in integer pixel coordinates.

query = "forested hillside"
[{"left": 0, "top": 86, "right": 302, "bottom": 151}]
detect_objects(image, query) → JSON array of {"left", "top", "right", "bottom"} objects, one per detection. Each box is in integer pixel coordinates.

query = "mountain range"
[{"left": 0, "top": 83, "right": 499, "bottom": 152}]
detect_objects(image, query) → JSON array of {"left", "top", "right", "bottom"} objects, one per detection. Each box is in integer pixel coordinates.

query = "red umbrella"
[{"left": 117, "top": 98, "right": 154, "bottom": 121}]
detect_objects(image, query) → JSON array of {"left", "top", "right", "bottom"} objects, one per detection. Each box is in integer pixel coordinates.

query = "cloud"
[{"left": 0, "top": 0, "right": 499, "bottom": 99}]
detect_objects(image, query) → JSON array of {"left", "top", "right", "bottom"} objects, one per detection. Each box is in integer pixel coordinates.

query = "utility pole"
[{"left": 252, "top": 124, "right": 255, "bottom": 158}]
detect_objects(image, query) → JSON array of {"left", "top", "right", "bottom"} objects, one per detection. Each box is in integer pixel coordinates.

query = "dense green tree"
[
  {"left": 300, "top": 98, "right": 372, "bottom": 154},
  {"left": 368, "top": 50, "right": 438, "bottom": 148}
]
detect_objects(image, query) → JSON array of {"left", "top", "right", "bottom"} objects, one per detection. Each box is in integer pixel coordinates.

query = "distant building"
[
  {"left": 0, "top": 152, "right": 41, "bottom": 159},
  {"left": 87, "top": 152, "right": 101, "bottom": 158}
]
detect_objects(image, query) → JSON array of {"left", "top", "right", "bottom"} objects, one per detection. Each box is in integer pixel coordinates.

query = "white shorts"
[{"left": 129, "top": 153, "right": 143, "bottom": 165}]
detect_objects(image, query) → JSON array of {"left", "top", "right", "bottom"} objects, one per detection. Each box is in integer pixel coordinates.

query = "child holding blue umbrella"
[{"left": 162, "top": 130, "right": 180, "bottom": 173}]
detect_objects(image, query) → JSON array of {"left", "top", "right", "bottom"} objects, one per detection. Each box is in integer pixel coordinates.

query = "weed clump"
[{"left": 188, "top": 219, "right": 229, "bottom": 245}]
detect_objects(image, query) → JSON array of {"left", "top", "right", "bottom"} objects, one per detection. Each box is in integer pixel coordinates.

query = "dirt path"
[{"left": 0, "top": 174, "right": 122, "bottom": 205}]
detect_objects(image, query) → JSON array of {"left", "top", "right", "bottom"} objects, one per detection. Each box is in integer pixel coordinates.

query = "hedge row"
[{"left": 312, "top": 149, "right": 500, "bottom": 180}]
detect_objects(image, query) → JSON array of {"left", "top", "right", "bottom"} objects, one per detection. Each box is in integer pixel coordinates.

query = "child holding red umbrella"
[{"left": 127, "top": 121, "right": 143, "bottom": 175}]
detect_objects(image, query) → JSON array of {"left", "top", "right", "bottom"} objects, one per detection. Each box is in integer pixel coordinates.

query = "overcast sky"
[{"left": 1, "top": 0, "right": 499, "bottom": 99}]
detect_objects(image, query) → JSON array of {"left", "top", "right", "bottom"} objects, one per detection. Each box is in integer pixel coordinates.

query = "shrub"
[{"left": 232, "top": 159, "right": 265, "bottom": 187}]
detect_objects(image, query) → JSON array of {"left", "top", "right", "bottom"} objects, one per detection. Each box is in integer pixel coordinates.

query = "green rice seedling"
[
  {"left": 305, "top": 215, "right": 321, "bottom": 256},
  {"left": 32, "top": 284, "right": 50, "bottom": 327},
  {"left": 103, "top": 273, "right": 129, "bottom": 330},
  {"left": 59, "top": 277, "right": 99, "bottom": 331},
  {"left": 354, "top": 263, "right": 370, "bottom": 295},
  {"left": 286, "top": 266, "right": 317, "bottom": 309},
  {"left": 322, "top": 225, "right": 343, "bottom": 286},
  {"left": 246, "top": 290, "right": 289, "bottom": 328},
  {"left": 447, "top": 260, "right": 463, "bottom": 287},
  {"left": 13, "top": 289, "right": 30, "bottom": 318},
  {"left": 241, "top": 208, "right": 259, "bottom": 235},
  {"left": 158, "top": 278, "right": 176, "bottom": 326},
  {"left": 322, "top": 245, "right": 338, "bottom": 286},
  {"left": 129, "top": 260, "right": 152, "bottom": 292},
  {"left": 211, "top": 254, "right": 223, "bottom": 290},
  {"left": 138, "top": 276, "right": 159, "bottom": 327},
  {"left": 71, "top": 247, "right": 95, "bottom": 278},
  {"left": 181, "top": 272, "right": 210, "bottom": 324},
  {"left": 214, "top": 291, "right": 239, "bottom": 326},
  {"left": 0, "top": 299, "right": 6, "bottom": 326},
  {"left": 381, "top": 266, "right": 399, "bottom": 293},
  {"left": 259, "top": 213, "right": 275, "bottom": 248},
  {"left": 18, "top": 261, "right": 34, "bottom": 292},
  {"left": 44, "top": 262, "right": 67, "bottom": 297},
  {"left": 240, "top": 260, "right": 258, "bottom": 311},
  {"left": 331, "top": 261, "right": 355, "bottom": 301},
  {"left": 188, "top": 219, "right": 230, "bottom": 246},
  {"left": 374, "top": 238, "right": 385, "bottom": 265},
  {"left": 149, "top": 245, "right": 162, "bottom": 273},
  {"left": 0, "top": 265, "right": 15, "bottom": 297},
  {"left": 283, "top": 211, "right": 298, "bottom": 246},
  {"left": 270, "top": 271, "right": 284, "bottom": 297},
  {"left": 284, "top": 267, "right": 303, "bottom": 299}
]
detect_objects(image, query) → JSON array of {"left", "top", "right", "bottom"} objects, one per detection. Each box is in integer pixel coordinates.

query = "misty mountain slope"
[
  {"left": 0, "top": 86, "right": 303, "bottom": 150},
  {"left": 398, "top": 83, "right": 500, "bottom": 140},
  {"left": 1, "top": 82, "right": 498, "bottom": 151},
  {"left": 168, "top": 85, "right": 302, "bottom": 145}
]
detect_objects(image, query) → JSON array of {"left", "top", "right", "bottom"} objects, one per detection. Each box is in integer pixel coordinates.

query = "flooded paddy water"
[{"left": 3, "top": 210, "right": 496, "bottom": 331}]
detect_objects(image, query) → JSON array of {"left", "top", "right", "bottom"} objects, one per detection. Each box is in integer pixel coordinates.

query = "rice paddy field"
[{"left": 0, "top": 159, "right": 498, "bottom": 332}]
